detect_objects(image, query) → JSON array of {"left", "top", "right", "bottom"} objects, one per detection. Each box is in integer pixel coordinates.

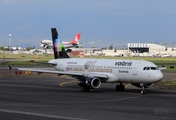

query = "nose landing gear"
[{"left": 140, "top": 83, "right": 147, "bottom": 94}]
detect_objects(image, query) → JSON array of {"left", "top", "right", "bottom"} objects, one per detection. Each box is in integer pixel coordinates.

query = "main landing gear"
[
  {"left": 140, "top": 83, "right": 147, "bottom": 94},
  {"left": 115, "top": 83, "right": 147, "bottom": 94},
  {"left": 81, "top": 86, "right": 90, "bottom": 92},
  {"left": 115, "top": 83, "right": 125, "bottom": 91}
]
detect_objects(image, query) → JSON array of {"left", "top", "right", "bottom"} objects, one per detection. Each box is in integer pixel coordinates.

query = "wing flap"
[
  {"left": 17, "top": 68, "right": 109, "bottom": 79},
  {"left": 18, "top": 68, "right": 84, "bottom": 76}
]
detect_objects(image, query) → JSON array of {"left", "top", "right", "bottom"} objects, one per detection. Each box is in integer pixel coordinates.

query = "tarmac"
[{"left": 0, "top": 68, "right": 176, "bottom": 120}]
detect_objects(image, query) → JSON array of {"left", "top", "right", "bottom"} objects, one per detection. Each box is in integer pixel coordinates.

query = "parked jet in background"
[
  {"left": 14, "top": 28, "right": 165, "bottom": 94},
  {"left": 40, "top": 32, "right": 81, "bottom": 49}
]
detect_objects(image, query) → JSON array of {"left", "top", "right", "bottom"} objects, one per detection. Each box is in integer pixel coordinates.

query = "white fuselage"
[
  {"left": 48, "top": 58, "right": 163, "bottom": 84},
  {"left": 40, "top": 40, "right": 79, "bottom": 48}
]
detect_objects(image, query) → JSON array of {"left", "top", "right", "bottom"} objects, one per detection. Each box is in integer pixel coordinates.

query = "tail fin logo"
[
  {"left": 54, "top": 36, "right": 63, "bottom": 56},
  {"left": 51, "top": 28, "right": 70, "bottom": 59}
]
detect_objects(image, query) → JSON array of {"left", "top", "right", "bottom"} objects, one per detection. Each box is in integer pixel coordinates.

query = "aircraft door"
[
  {"left": 57, "top": 60, "right": 65, "bottom": 71},
  {"left": 133, "top": 63, "right": 140, "bottom": 75}
]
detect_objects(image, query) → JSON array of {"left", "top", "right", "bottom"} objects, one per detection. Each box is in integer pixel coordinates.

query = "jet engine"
[
  {"left": 131, "top": 83, "right": 153, "bottom": 88},
  {"left": 40, "top": 42, "right": 51, "bottom": 49},
  {"left": 44, "top": 44, "right": 51, "bottom": 49},
  {"left": 78, "top": 77, "right": 101, "bottom": 89}
]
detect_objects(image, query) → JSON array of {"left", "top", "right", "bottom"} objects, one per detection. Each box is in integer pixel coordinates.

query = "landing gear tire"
[
  {"left": 81, "top": 87, "right": 86, "bottom": 92},
  {"left": 141, "top": 90, "right": 147, "bottom": 94},
  {"left": 81, "top": 87, "right": 90, "bottom": 92},
  {"left": 116, "top": 85, "right": 120, "bottom": 91},
  {"left": 140, "top": 83, "right": 147, "bottom": 94},
  {"left": 116, "top": 85, "right": 125, "bottom": 91},
  {"left": 120, "top": 85, "right": 125, "bottom": 91},
  {"left": 85, "top": 88, "right": 90, "bottom": 92}
]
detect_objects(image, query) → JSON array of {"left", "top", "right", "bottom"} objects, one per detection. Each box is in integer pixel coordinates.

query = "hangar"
[{"left": 128, "top": 43, "right": 166, "bottom": 53}]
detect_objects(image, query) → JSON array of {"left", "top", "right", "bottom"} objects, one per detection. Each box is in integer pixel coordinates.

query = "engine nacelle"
[
  {"left": 90, "top": 77, "right": 101, "bottom": 89},
  {"left": 78, "top": 77, "right": 101, "bottom": 89},
  {"left": 44, "top": 44, "right": 51, "bottom": 49},
  {"left": 145, "top": 83, "right": 153, "bottom": 88},
  {"left": 40, "top": 43, "right": 51, "bottom": 49},
  {"left": 131, "top": 83, "right": 153, "bottom": 88}
]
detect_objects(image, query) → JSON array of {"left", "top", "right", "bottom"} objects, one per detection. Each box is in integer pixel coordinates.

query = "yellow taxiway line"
[{"left": 60, "top": 80, "right": 77, "bottom": 87}]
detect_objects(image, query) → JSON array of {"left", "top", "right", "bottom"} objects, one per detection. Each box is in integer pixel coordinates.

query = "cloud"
[
  {"left": 16, "top": 26, "right": 22, "bottom": 30},
  {"left": 59, "top": 0, "right": 176, "bottom": 16},
  {"left": 1, "top": 0, "right": 176, "bottom": 48},
  {"left": 0, "top": 0, "right": 23, "bottom": 5},
  {"left": 88, "top": 42, "right": 95, "bottom": 44},
  {"left": 4, "top": 0, "right": 12, "bottom": 4}
]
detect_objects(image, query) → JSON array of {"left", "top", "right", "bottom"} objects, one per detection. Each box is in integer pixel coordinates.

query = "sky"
[{"left": 0, "top": 0, "right": 176, "bottom": 48}]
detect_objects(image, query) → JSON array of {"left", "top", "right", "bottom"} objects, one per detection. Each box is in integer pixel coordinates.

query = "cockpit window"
[
  {"left": 143, "top": 66, "right": 158, "bottom": 70},
  {"left": 151, "top": 67, "right": 156, "bottom": 70},
  {"left": 146, "top": 67, "right": 150, "bottom": 70}
]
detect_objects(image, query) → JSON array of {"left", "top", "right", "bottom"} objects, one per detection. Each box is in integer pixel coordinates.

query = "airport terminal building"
[
  {"left": 66, "top": 43, "right": 176, "bottom": 57},
  {"left": 3, "top": 42, "right": 176, "bottom": 57},
  {"left": 128, "top": 43, "right": 176, "bottom": 53},
  {"left": 127, "top": 43, "right": 176, "bottom": 56},
  {"left": 127, "top": 43, "right": 166, "bottom": 53}
]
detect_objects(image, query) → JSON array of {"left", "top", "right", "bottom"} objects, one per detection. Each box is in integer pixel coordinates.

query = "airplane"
[
  {"left": 40, "top": 32, "right": 81, "bottom": 49},
  {"left": 161, "top": 54, "right": 170, "bottom": 57},
  {"left": 12, "top": 28, "right": 166, "bottom": 94}
]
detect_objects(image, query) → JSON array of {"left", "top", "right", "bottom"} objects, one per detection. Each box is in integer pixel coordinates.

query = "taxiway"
[{"left": 0, "top": 69, "right": 176, "bottom": 120}]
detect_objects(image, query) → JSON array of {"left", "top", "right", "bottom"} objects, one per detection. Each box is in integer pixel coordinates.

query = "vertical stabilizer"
[
  {"left": 51, "top": 28, "right": 70, "bottom": 59},
  {"left": 71, "top": 32, "right": 81, "bottom": 44}
]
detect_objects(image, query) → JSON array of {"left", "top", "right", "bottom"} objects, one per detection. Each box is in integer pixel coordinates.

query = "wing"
[
  {"left": 18, "top": 68, "right": 83, "bottom": 76},
  {"left": 158, "top": 64, "right": 167, "bottom": 70},
  {"left": 159, "top": 67, "right": 167, "bottom": 71},
  {"left": 17, "top": 68, "right": 109, "bottom": 79},
  {"left": 28, "top": 60, "right": 57, "bottom": 66}
]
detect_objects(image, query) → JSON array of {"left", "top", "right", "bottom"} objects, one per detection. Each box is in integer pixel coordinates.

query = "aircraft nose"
[{"left": 154, "top": 71, "right": 163, "bottom": 82}]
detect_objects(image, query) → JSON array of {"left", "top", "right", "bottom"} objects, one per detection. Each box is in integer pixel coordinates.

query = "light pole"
[{"left": 9, "top": 34, "right": 12, "bottom": 51}]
